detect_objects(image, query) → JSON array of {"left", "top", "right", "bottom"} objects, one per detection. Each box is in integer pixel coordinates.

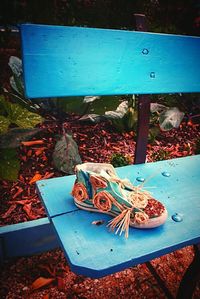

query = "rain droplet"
[
  {"left": 172, "top": 213, "right": 183, "bottom": 222},
  {"left": 136, "top": 177, "right": 145, "bottom": 182},
  {"left": 162, "top": 171, "right": 171, "bottom": 177}
]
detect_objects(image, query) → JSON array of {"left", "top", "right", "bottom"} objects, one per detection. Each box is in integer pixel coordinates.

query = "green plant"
[
  {"left": 148, "top": 102, "right": 184, "bottom": 143},
  {"left": 79, "top": 95, "right": 138, "bottom": 132},
  {"left": 0, "top": 95, "right": 43, "bottom": 134},
  {"left": 151, "top": 149, "right": 171, "bottom": 162},
  {"left": 0, "top": 95, "right": 43, "bottom": 181},
  {"left": 79, "top": 96, "right": 184, "bottom": 140},
  {"left": 105, "top": 97, "right": 138, "bottom": 132},
  {"left": 110, "top": 153, "right": 131, "bottom": 167},
  {"left": 4, "top": 56, "right": 41, "bottom": 113},
  {"left": 0, "top": 57, "right": 44, "bottom": 181},
  {"left": 0, "top": 148, "right": 20, "bottom": 181},
  {"left": 5, "top": 56, "right": 64, "bottom": 116}
]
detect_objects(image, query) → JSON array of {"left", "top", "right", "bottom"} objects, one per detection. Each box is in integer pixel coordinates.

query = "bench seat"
[{"left": 37, "top": 155, "right": 200, "bottom": 278}]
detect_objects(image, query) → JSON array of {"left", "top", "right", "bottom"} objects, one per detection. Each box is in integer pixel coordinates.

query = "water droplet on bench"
[
  {"left": 172, "top": 213, "right": 183, "bottom": 222},
  {"left": 162, "top": 171, "right": 171, "bottom": 177},
  {"left": 150, "top": 72, "right": 155, "bottom": 78},
  {"left": 136, "top": 177, "right": 145, "bottom": 182}
]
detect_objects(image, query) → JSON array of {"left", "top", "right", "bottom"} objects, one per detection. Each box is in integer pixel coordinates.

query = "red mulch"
[
  {"left": 1, "top": 116, "right": 200, "bottom": 298},
  {"left": 0, "top": 246, "right": 199, "bottom": 298}
]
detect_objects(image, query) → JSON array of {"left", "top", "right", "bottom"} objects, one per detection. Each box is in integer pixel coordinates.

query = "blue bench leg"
[{"left": 176, "top": 244, "right": 200, "bottom": 299}]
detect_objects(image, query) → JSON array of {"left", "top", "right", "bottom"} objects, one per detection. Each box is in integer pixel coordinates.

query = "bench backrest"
[{"left": 21, "top": 24, "right": 200, "bottom": 99}]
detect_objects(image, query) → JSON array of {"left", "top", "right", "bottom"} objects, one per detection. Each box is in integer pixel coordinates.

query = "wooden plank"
[
  {"left": 36, "top": 175, "right": 77, "bottom": 218},
  {"left": 20, "top": 24, "right": 200, "bottom": 98},
  {"left": 0, "top": 218, "right": 59, "bottom": 259},
  {"left": 39, "top": 155, "right": 200, "bottom": 278}
]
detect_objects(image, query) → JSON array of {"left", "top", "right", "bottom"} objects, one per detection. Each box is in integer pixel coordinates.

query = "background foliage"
[
  {"left": 0, "top": 0, "right": 199, "bottom": 35},
  {"left": 0, "top": 0, "right": 200, "bottom": 181}
]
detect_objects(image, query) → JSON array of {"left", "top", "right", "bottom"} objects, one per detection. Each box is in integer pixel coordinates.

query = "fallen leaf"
[
  {"left": 43, "top": 294, "right": 50, "bottom": 299},
  {"left": 29, "top": 173, "right": 42, "bottom": 184},
  {"left": 52, "top": 134, "right": 82, "bottom": 174},
  {"left": 31, "top": 277, "right": 55, "bottom": 290}
]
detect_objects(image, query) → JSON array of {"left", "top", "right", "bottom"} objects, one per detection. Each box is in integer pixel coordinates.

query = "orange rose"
[
  {"left": 93, "top": 191, "right": 113, "bottom": 212},
  {"left": 90, "top": 175, "right": 107, "bottom": 189},
  {"left": 134, "top": 212, "right": 149, "bottom": 224},
  {"left": 72, "top": 183, "right": 88, "bottom": 202}
]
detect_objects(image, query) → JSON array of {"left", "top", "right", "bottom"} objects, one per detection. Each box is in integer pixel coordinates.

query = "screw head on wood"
[
  {"left": 142, "top": 48, "right": 149, "bottom": 55},
  {"left": 150, "top": 72, "right": 156, "bottom": 78}
]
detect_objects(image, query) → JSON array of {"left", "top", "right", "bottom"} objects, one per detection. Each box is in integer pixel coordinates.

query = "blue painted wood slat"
[
  {"left": 37, "top": 155, "right": 200, "bottom": 278},
  {"left": 0, "top": 218, "right": 59, "bottom": 260},
  {"left": 20, "top": 24, "right": 200, "bottom": 98}
]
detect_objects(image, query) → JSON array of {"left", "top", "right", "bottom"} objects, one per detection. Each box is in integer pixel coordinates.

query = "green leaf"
[
  {"left": 8, "top": 56, "right": 22, "bottom": 77},
  {"left": 0, "top": 116, "right": 10, "bottom": 134},
  {"left": 10, "top": 74, "right": 24, "bottom": 95},
  {"left": 0, "top": 128, "right": 41, "bottom": 148},
  {"left": 52, "top": 134, "right": 82, "bottom": 174},
  {"left": 4, "top": 89, "right": 40, "bottom": 113},
  {"left": 150, "top": 103, "right": 167, "bottom": 113},
  {"left": 110, "top": 153, "right": 130, "bottom": 167},
  {"left": 105, "top": 101, "right": 129, "bottom": 119},
  {"left": 111, "top": 118, "right": 126, "bottom": 132},
  {"left": 0, "top": 148, "right": 20, "bottom": 181},
  {"left": 123, "top": 107, "right": 137, "bottom": 131},
  {"left": 83, "top": 96, "right": 100, "bottom": 103},
  {"left": 159, "top": 107, "right": 184, "bottom": 131},
  {"left": 148, "top": 126, "right": 160, "bottom": 143},
  {"left": 0, "top": 95, "right": 6, "bottom": 114},
  {"left": 5, "top": 102, "right": 43, "bottom": 129}
]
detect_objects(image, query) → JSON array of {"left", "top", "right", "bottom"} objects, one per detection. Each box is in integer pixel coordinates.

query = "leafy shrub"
[
  {"left": 79, "top": 96, "right": 184, "bottom": 139},
  {"left": 0, "top": 57, "right": 44, "bottom": 181},
  {"left": 110, "top": 153, "right": 131, "bottom": 167},
  {"left": 0, "top": 95, "right": 43, "bottom": 134},
  {"left": 151, "top": 149, "right": 171, "bottom": 162}
]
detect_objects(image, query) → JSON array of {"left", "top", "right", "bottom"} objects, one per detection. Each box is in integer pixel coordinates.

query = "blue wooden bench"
[{"left": 1, "top": 16, "right": 200, "bottom": 298}]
